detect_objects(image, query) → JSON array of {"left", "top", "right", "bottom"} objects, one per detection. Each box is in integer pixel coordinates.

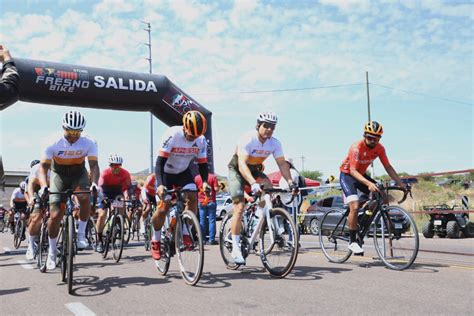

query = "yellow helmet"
[
  {"left": 364, "top": 121, "right": 383, "bottom": 136},
  {"left": 182, "top": 110, "right": 207, "bottom": 137}
]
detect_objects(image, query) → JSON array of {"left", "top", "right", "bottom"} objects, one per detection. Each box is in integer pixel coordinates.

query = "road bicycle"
[
  {"left": 219, "top": 188, "right": 299, "bottom": 278},
  {"left": 154, "top": 188, "right": 204, "bottom": 286},
  {"left": 47, "top": 189, "right": 93, "bottom": 294},
  {"left": 101, "top": 196, "right": 126, "bottom": 263},
  {"left": 13, "top": 207, "right": 29, "bottom": 249},
  {"left": 319, "top": 184, "right": 419, "bottom": 270}
]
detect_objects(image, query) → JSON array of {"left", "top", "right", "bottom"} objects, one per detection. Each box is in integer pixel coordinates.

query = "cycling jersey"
[
  {"left": 228, "top": 130, "right": 284, "bottom": 170},
  {"left": 98, "top": 167, "right": 131, "bottom": 196},
  {"left": 144, "top": 174, "right": 156, "bottom": 195},
  {"left": 340, "top": 139, "right": 390, "bottom": 175},
  {"left": 158, "top": 126, "right": 207, "bottom": 174},
  {"left": 10, "top": 188, "right": 27, "bottom": 209},
  {"left": 28, "top": 164, "right": 51, "bottom": 191},
  {"left": 43, "top": 134, "right": 98, "bottom": 174}
]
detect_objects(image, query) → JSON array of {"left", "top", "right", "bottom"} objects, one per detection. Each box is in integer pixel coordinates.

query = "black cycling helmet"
[{"left": 30, "top": 159, "right": 40, "bottom": 168}]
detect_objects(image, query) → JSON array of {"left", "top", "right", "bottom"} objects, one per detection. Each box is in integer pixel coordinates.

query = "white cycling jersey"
[
  {"left": 237, "top": 130, "right": 284, "bottom": 165},
  {"left": 28, "top": 163, "right": 51, "bottom": 181},
  {"left": 10, "top": 188, "right": 26, "bottom": 204},
  {"left": 42, "top": 134, "right": 98, "bottom": 165},
  {"left": 158, "top": 126, "right": 207, "bottom": 174}
]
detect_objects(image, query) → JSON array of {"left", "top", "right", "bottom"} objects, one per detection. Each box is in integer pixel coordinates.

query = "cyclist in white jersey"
[
  {"left": 150, "top": 110, "right": 210, "bottom": 262},
  {"left": 38, "top": 111, "right": 100, "bottom": 270},
  {"left": 227, "top": 111, "right": 298, "bottom": 264}
]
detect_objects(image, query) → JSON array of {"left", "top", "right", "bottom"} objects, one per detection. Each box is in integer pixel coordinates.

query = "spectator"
[{"left": 195, "top": 172, "right": 219, "bottom": 245}]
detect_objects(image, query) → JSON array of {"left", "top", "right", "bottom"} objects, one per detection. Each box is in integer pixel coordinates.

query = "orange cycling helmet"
[
  {"left": 182, "top": 110, "right": 207, "bottom": 137},
  {"left": 364, "top": 121, "right": 383, "bottom": 136}
]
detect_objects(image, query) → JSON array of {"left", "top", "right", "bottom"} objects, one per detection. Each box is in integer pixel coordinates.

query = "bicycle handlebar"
[{"left": 378, "top": 184, "right": 412, "bottom": 204}]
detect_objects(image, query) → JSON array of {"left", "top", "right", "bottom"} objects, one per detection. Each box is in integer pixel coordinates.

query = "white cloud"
[{"left": 206, "top": 19, "right": 228, "bottom": 36}]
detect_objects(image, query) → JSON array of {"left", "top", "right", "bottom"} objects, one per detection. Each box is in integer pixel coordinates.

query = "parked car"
[
  {"left": 302, "top": 195, "right": 344, "bottom": 235},
  {"left": 216, "top": 195, "right": 233, "bottom": 220}
]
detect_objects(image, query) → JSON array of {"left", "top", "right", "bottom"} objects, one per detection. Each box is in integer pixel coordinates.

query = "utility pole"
[
  {"left": 298, "top": 156, "right": 306, "bottom": 172},
  {"left": 366, "top": 71, "right": 375, "bottom": 178},
  {"left": 142, "top": 21, "right": 153, "bottom": 173}
]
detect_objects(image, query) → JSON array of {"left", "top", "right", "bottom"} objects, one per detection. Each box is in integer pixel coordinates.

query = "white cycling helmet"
[
  {"left": 62, "top": 110, "right": 86, "bottom": 130},
  {"left": 257, "top": 111, "right": 278, "bottom": 124},
  {"left": 20, "top": 181, "right": 27, "bottom": 191},
  {"left": 108, "top": 154, "right": 123, "bottom": 165}
]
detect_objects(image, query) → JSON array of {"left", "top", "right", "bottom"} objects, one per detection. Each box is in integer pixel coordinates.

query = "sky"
[{"left": 0, "top": 0, "right": 472, "bottom": 180}]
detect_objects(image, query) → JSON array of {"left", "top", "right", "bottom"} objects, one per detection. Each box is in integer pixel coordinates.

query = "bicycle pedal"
[{"left": 354, "top": 252, "right": 364, "bottom": 256}]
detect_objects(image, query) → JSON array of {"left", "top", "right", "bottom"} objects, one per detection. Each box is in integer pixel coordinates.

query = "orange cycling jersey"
[
  {"left": 340, "top": 139, "right": 390, "bottom": 174},
  {"left": 144, "top": 174, "right": 156, "bottom": 195}
]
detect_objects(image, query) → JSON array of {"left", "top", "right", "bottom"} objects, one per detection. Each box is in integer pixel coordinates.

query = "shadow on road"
[
  {"left": 287, "top": 265, "right": 352, "bottom": 280},
  {"left": 0, "top": 287, "right": 29, "bottom": 296},
  {"left": 71, "top": 274, "right": 171, "bottom": 296}
]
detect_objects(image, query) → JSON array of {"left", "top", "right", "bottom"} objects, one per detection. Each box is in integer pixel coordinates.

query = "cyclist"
[
  {"left": 339, "top": 121, "right": 406, "bottom": 254},
  {"left": 38, "top": 110, "right": 100, "bottom": 270},
  {"left": 139, "top": 173, "right": 157, "bottom": 236},
  {"left": 8, "top": 181, "right": 28, "bottom": 233},
  {"left": 151, "top": 110, "right": 210, "bottom": 262},
  {"left": 25, "top": 159, "right": 51, "bottom": 260},
  {"left": 95, "top": 154, "right": 131, "bottom": 253},
  {"left": 228, "top": 111, "right": 297, "bottom": 264}
]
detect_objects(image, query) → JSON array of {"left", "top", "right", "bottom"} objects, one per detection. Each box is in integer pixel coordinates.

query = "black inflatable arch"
[{"left": 3, "top": 58, "right": 214, "bottom": 172}]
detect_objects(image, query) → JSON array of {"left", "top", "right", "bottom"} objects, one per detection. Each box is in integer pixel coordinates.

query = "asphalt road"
[{"left": 0, "top": 228, "right": 472, "bottom": 315}]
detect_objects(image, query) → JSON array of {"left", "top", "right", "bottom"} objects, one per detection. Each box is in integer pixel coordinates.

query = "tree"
[{"left": 301, "top": 170, "right": 323, "bottom": 181}]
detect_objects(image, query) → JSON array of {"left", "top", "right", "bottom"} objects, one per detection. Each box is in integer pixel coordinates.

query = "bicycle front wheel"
[
  {"left": 13, "top": 219, "right": 24, "bottom": 249},
  {"left": 218, "top": 211, "right": 240, "bottom": 270},
  {"left": 156, "top": 234, "right": 171, "bottom": 276},
  {"left": 38, "top": 222, "right": 49, "bottom": 273},
  {"left": 86, "top": 218, "right": 97, "bottom": 251},
  {"left": 123, "top": 216, "right": 131, "bottom": 245},
  {"left": 144, "top": 217, "right": 151, "bottom": 251},
  {"left": 111, "top": 214, "right": 124, "bottom": 262},
  {"left": 319, "top": 209, "right": 352, "bottom": 263},
  {"left": 66, "top": 215, "right": 75, "bottom": 294},
  {"left": 259, "top": 208, "right": 299, "bottom": 278},
  {"left": 373, "top": 206, "right": 419, "bottom": 270},
  {"left": 175, "top": 210, "right": 204, "bottom": 286}
]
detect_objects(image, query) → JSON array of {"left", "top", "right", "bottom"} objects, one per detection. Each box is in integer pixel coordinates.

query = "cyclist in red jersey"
[
  {"left": 339, "top": 121, "right": 406, "bottom": 254},
  {"left": 95, "top": 154, "right": 131, "bottom": 253}
]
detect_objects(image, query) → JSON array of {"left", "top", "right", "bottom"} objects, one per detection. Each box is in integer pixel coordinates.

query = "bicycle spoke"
[{"left": 319, "top": 209, "right": 352, "bottom": 263}]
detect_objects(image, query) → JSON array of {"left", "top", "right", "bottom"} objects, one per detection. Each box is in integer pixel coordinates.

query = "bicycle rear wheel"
[
  {"left": 132, "top": 212, "right": 140, "bottom": 241},
  {"left": 86, "top": 218, "right": 97, "bottom": 251},
  {"left": 111, "top": 214, "right": 124, "bottom": 262},
  {"left": 373, "top": 206, "right": 419, "bottom": 270},
  {"left": 156, "top": 234, "right": 171, "bottom": 276},
  {"left": 38, "top": 222, "right": 49, "bottom": 273},
  {"left": 66, "top": 215, "right": 75, "bottom": 294},
  {"left": 259, "top": 208, "right": 299, "bottom": 278},
  {"left": 123, "top": 216, "right": 131, "bottom": 245},
  {"left": 175, "top": 210, "right": 204, "bottom": 286},
  {"left": 13, "top": 219, "right": 24, "bottom": 249},
  {"left": 319, "top": 209, "right": 352, "bottom": 263},
  {"left": 218, "top": 211, "right": 240, "bottom": 270}
]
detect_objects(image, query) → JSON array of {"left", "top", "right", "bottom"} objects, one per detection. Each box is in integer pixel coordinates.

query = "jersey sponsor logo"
[
  {"left": 58, "top": 150, "right": 84, "bottom": 157},
  {"left": 94, "top": 76, "right": 158, "bottom": 92},
  {"left": 251, "top": 149, "right": 272, "bottom": 156},
  {"left": 162, "top": 136, "right": 172, "bottom": 149},
  {"left": 171, "top": 147, "right": 200, "bottom": 155},
  {"left": 35, "top": 67, "right": 90, "bottom": 93}
]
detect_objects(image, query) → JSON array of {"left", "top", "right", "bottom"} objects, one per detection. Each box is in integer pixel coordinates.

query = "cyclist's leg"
[
  {"left": 208, "top": 202, "right": 217, "bottom": 243},
  {"left": 26, "top": 202, "right": 43, "bottom": 260},
  {"left": 95, "top": 203, "right": 107, "bottom": 252},
  {"left": 73, "top": 171, "right": 91, "bottom": 249},
  {"left": 340, "top": 172, "right": 364, "bottom": 254},
  {"left": 47, "top": 172, "right": 68, "bottom": 269}
]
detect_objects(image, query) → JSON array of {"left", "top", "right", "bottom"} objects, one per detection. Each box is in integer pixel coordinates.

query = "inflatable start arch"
[{"left": 1, "top": 58, "right": 214, "bottom": 172}]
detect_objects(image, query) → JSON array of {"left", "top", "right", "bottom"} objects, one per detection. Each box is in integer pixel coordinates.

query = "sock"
[
  {"left": 232, "top": 234, "right": 240, "bottom": 251},
  {"left": 29, "top": 235, "right": 37, "bottom": 248},
  {"left": 152, "top": 227, "right": 161, "bottom": 241},
  {"left": 98, "top": 232, "right": 103, "bottom": 242},
  {"left": 349, "top": 230, "right": 357, "bottom": 243},
  {"left": 48, "top": 237, "right": 57, "bottom": 255},
  {"left": 78, "top": 220, "right": 87, "bottom": 236}
]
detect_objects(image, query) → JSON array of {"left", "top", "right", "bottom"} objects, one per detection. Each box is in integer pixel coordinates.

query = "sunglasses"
[
  {"left": 64, "top": 129, "right": 82, "bottom": 137},
  {"left": 262, "top": 122, "right": 276, "bottom": 130},
  {"left": 110, "top": 164, "right": 122, "bottom": 168},
  {"left": 365, "top": 135, "right": 381, "bottom": 142}
]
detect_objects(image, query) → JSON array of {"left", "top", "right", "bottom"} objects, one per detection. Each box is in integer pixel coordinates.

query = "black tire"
[
  {"left": 86, "top": 218, "right": 97, "bottom": 250},
  {"left": 38, "top": 222, "right": 49, "bottom": 273},
  {"left": 259, "top": 208, "right": 299, "bottom": 278},
  {"left": 309, "top": 218, "right": 320, "bottom": 235},
  {"left": 175, "top": 210, "right": 204, "bottom": 286},
  {"left": 144, "top": 217, "right": 151, "bottom": 251},
  {"left": 132, "top": 212, "right": 140, "bottom": 241},
  {"left": 218, "top": 211, "right": 240, "bottom": 270},
  {"left": 13, "top": 219, "right": 24, "bottom": 249},
  {"left": 102, "top": 218, "right": 112, "bottom": 259},
  {"left": 156, "top": 234, "right": 171, "bottom": 276},
  {"left": 59, "top": 227, "right": 67, "bottom": 282},
  {"left": 422, "top": 221, "right": 434, "bottom": 238},
  {"left": 111, "top": 214, "right": 124, "bottom": 262},
  {"left": 0, "top": 219, "right": 5, "bottom": 232},
  {"left": 373, "top": 206, "right": 419, "bottom": 270},
  {"left": 66, "top": 215, "right": 75, "bottom": 294},
  {"left": 446, "top": 220, "right": 461, "bottom": 239},
  {"left": 123, "top": 216, "right": 131, "bottom": 245},
  {"left": 319, "top": 209, "right": 351, "bottom": 263}
]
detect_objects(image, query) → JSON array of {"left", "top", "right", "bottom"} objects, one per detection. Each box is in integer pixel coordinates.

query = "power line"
[
  {"left": 370, "top": 82, "right": 473, "bottom": 106},
  {"left": 193, "top": 82, "right": 365, "bottom": 95}
]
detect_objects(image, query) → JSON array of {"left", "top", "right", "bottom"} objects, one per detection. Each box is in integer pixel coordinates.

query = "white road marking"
[
  {"left": 65, "top": 302, "right": 96, "bottom": 316},
  {"left": 17, "top": 260, "right": 34, "bottom": 270}
]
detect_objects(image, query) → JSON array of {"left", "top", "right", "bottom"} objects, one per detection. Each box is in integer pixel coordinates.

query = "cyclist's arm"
[
  {"left": 237, "top": 149, "right": 257, "bottom": 185},
  {"left": 9, "top": 190, "right": 15, "bottom": 208},
  {"left": 276, "top": 156, "right": 294, "bottom": 185},
  {"left": 384, "top": 164, "right": 405, "bottom": 188},
  {"left": 26, "top": 180, "right": 35, "bottom": 205},
  {"left": 38, "top": 161, "right": 50, "bottom": 189},
  {"left": 88, "top": 158, "right": 100, "bottom": 184},
  {"left": 198, "top": 162, "right": 209, "bottom": 184},
  {"left": 154, "top": 155, "right": 167, "bottom": 187}
]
